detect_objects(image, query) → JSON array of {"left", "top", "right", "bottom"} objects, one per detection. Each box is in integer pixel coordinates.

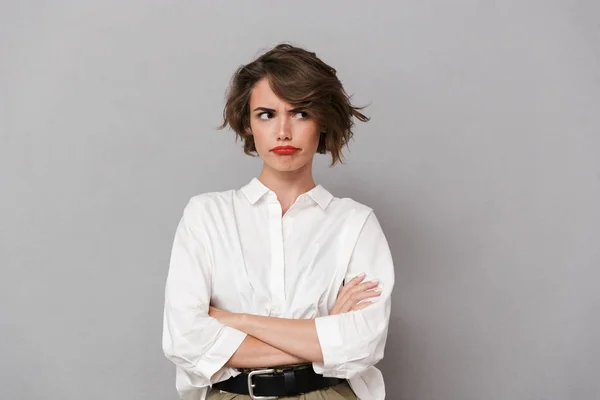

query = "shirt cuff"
[
  {"left": 314, "top": 314, "right": 344, "bottom": 372},
  {"left": 194, "top": 326, "right": 247, "bottom": 381}
]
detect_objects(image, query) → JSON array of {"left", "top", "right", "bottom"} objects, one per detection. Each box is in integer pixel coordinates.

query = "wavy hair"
[{"left": 218, "top": 43, "right": 369, "bottom": 166}]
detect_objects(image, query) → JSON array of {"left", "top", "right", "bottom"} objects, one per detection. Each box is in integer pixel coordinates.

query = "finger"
[
  {"left": 341, "top": 273, "right": 367, "bottom": 293},
  {"left": 351, "top": 289, "right": 382, "bottom": 303},
  {"left": 348, "top": 273, "right": 367, "bottom": 286},
  {"left": 351, "top": 301, "right": 374, "bottom": 311},
  {"left": 336, "top": 281, "right": 344, "bottom": 299},
  {"left": 346, "top": 280, "right": 380, "bottom": 299},
  {"left": 332, "top": 295, "right": 356, "bottom": 315},
  {"left": 341, "top": 289, "right": 380, "bottom": 312},
  {"left": 337, "top": 273, "right": 367, "bottom": 302},
  {"left": 334, "top": 274, "right": 373, "bottom": 313},
  {"left": 352, "top": 280, "right": 380, "bottom": 293}
]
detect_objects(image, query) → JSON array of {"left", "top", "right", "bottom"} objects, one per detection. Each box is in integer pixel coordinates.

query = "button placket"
[
  {"left": 267, "top": 194, "right": 285, "bottom": 309},
  {"left": 282, "top": 214, "right": 295, "bottom": 239}
]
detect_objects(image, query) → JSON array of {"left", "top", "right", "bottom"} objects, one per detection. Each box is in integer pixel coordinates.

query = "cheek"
[
  {"left": 249, "top": 123, "right": 269, "bottom": 148},
  {"left": 303, "top": 126, "right": 321, "bottom": 150}
]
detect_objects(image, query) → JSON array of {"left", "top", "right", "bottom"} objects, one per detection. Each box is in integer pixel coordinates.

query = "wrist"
[{"left": 230, "top": 312, "right": 247, "bottom": 332}]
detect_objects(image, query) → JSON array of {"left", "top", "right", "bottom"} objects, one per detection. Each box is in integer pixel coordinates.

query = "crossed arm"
[
  {"left": 209, "top": 274, "right": 381, "bottom": 368},
  {"left": 163, "top": 203, "right": 394, "bottom": 383}
]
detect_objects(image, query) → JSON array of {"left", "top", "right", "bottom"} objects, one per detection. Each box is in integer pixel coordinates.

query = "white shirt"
[{"left": 162, "top": 177, "right": 395, "bottom": 400}]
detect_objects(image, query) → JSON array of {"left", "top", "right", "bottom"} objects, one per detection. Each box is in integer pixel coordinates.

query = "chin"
[
  {"left": 270, "top": 164, "right": 302, "bottom": 173},
  {"left": 266, "top": 160, "right": 309, "bottom": 173}
]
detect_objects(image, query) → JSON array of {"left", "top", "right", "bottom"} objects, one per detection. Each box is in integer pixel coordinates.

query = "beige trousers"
[{"left": 206, "top": 381, "right": 358, "bottom": 400}]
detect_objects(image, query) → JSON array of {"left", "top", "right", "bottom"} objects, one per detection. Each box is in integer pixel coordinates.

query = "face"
[{"left": 248, "top": 78, "right": 321, "bottom": 173}]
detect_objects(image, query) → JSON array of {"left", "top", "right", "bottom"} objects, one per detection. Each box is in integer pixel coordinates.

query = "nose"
[{"left": 277, "top": 115, "right": 292, "bottom": 141}]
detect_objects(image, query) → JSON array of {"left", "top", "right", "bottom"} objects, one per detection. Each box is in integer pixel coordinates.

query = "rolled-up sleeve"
[
  {"left": 313, "top": 210, "right": 395, "bottom": 379},
  {"left": 162, "top": 198, "right": 247, "bottom": 387}
]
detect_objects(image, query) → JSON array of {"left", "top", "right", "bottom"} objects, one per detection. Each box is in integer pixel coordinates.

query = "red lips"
[{"left": 271, "top": 146, "right": 299, "bottom": 155}]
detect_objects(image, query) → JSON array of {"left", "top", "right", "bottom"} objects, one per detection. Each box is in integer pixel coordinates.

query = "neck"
[{"left": 258, "top": 164, "right": 316, "bottom": 213}]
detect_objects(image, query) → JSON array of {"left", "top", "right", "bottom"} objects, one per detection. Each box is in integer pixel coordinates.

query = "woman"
[{"left": 162, "top": 43, "right": 395, "bottom": 400}]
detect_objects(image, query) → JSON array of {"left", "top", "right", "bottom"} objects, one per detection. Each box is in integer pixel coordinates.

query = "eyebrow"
[{"left": 252, "top": 107, "right": 306, "bottom": 113}]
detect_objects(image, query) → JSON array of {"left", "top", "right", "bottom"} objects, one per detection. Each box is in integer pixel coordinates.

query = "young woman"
[{"left": 162, "top": 44, "right": 395, "bottom": 400}]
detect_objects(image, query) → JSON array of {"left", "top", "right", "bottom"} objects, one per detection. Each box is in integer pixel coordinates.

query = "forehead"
[{"left": 249, "top": 78, "right": 290, "bottom": 108}]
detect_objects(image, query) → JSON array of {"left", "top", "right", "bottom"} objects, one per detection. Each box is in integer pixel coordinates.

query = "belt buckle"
[{"left": 247, "top": 368, "right": 278, "bottom": 400}]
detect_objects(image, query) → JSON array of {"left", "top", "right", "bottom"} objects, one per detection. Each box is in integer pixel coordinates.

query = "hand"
[
  {"left": 330, "top": 273, "right": 381, "bottom": 315},
  {"left": 208, "top": 305, "right": 238, "bottom": 327}
]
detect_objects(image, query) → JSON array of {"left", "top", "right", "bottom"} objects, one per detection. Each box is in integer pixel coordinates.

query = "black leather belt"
[{"left": 212, "top": 364, "right": 346, "bottom": 399}]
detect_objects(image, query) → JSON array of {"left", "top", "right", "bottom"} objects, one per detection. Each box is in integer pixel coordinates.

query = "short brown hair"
[{"left": 218, "top": 43, "right": 369, "bottom": 166}]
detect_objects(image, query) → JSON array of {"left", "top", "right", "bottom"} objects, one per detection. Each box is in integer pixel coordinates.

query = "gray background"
[{"left": 1, "top": 1, "right": 599, "bottom": 399}]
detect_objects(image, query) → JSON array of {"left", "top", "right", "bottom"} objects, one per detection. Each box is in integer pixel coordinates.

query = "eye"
[
  {"left": 258, "top": 111, "right": 273, "bottom": 120},
  {"left": 294, "top": 111, "right": 309, "bottom": 119}
]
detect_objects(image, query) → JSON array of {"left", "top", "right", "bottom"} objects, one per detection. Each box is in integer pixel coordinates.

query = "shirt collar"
[{"left": 240, "top": 177, "right": 333, "bottom": 210}]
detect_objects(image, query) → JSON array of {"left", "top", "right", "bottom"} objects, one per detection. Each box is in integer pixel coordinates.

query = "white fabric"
[{"left": 162, "top": 177, "right": 395, "bottom": 400}]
